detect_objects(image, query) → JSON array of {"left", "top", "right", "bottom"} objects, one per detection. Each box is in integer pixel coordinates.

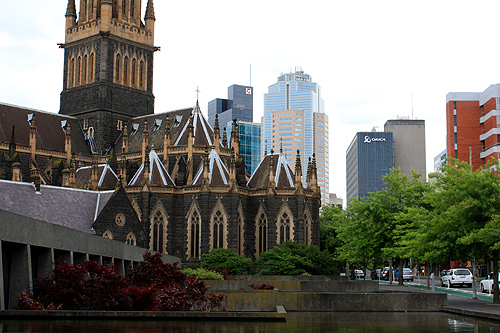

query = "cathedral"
[{"left": 0, "top": 0, "right": 321, "bottom": 261}]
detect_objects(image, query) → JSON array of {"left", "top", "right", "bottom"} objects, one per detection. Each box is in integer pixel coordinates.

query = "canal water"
[{"left": 1, "top": 312, "right": 500, "bottom": 332}]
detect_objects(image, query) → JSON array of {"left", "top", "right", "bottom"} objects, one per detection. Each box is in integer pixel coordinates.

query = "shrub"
[
  {"left": 201, "top": 248, "right": 253, "bottom": 275},
  {"left": 255, "top": 241, "right": 337, "bottom": 275},
  {"left": 24, "top": 260, "right": 130, "bottom": 310},
  {"left": 182, "top": 268, "right": 224, "bottom": 280},
  {"left": 16, "top": 252, "right": 226, "bottom": 312}
]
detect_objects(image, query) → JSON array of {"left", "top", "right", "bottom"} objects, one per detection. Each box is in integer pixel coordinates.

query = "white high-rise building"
[{"left": 263, "top": 68, "right": 329, "bottom": 205}]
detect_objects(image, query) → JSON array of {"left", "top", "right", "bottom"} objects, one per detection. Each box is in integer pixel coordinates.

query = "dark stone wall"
[
  {"left": 59, "top": 36, "right": 155, "bottom": 153},
  {"left": 93, "top": 186, "right": 147, "bottom": 248},
  {"left": 126, "top": 188, "right": 321, "bottom": 261}
]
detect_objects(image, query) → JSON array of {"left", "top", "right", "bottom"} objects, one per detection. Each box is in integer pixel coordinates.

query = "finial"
[
  {"left": 195, "top": 86, "right": 201, "bottom": 101},
  {"left": 145, "top": 0, "right": 156, "bottom": 20}
]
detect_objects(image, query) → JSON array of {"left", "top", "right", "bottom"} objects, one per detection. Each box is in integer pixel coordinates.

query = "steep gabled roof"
[
  {"left": 192, "top": 149, "right": 230, "bottom": 186},
  {"left": 0, "top": 103, "right": 91, "bottom": 155},
  {"left": 129, "top": 148, "right": 175, "bottom": 186},
  {"left": 173, "top": 102, "right": 217, "bottom": 147},
  {"left": 0, "top": 179, "right": 113, "bottom": 233},
  {"left": 247, "top": 151, "right": 295, "bottom": 189},
  {"left": 76, "top": 164, "right": 119, "bottom": 189},
  {"left": 115, "top": 107, "right": 193, "bottom": 154}
]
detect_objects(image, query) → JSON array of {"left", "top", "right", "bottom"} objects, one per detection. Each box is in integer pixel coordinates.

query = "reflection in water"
[{"left": 0, "top": 312, "right": 499, "bottom": 332}]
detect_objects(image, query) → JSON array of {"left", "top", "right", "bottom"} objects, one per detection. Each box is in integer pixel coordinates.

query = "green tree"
[
  {"left": 426, "top": 159, "right": 500, "bottom": 302},
  {"left": 332, "top": 168, "right": 430, "bottom": 284}
]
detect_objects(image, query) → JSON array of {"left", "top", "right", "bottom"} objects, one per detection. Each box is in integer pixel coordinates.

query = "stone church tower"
[{"left": 59, "top": 0, "right": 157, "bottom": 154}]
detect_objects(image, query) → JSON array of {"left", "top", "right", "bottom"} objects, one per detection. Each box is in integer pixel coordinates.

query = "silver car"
[{"left": 441, "top": 268, "right": 473, "bottom": 288}]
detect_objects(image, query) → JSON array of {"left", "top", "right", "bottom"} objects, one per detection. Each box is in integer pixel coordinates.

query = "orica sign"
[{"left": 364, "top": 136, "right": 386, "bottom": 143}]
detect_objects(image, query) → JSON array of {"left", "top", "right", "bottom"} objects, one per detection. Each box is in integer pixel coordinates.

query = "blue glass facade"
[
  {"left": 346, "top": 132, "right": 394, "bottom": 204},
  {"left": 263, "top": 69, "right": 324, "bottom": 169},
  {"left": 226, "top": 121, "right": 261, "bottom": 175},
  {"left": 208, "top": 84, "right": 253, "bottom": 129}
]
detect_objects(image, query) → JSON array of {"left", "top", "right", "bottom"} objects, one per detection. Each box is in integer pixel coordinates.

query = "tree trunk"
[
  {"left": 389, "top": 259, "right": 393, "bottom": 285},
  {"left": 494, "top": 253, "right": 499, "bottom": 304},
  {"left": 398, "top": 258, "right": 404, "bottom": 286},
  {"left": 426, "top": 263, "right": 430, "bottom": 290}
]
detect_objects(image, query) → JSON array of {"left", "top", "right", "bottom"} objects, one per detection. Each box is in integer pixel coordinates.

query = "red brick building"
[{"left": 446, "top": 85, "right": 500, "bottom": 171}]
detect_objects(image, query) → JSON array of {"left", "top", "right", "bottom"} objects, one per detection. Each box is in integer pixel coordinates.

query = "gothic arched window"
[
  {"left": 188, "top": 209, "right": 201, "bottom": 259},
  {"left": 211, "top": 210, "right": 225, "bottom": 250},
  {"left": 115, "top": 54, "right": 121, "bottom": 82},
  {"left": 278, "top": 212, "right": 292, "bottom": 244},
  {"left": 256, "top": 212, "right": 267, "bottom": 256},
  {"left": 103, "top": 230, "right": 113, "bottom": 240},
  {"left": 89, "top": 53, "right": 95, "bottom": 82},
  {"left": 130, "top": 0, "right": 135, "bottom": 17},
  {"left": 83, "top": 54, "right": 88, "bottom": 84},
  {"left": 76, "top": 56, "right": 81, "bottom": 86},
  {"left": 150, "top": 209, "right": 167, "bottom": 253},
  {"left": 69, "top": 58, "right": 75, "bottom": 88},
  {"left": 131, "top": 58, "right": 137, "bottom": 87},
  {"left": 123, "top": 56, "right": 129, "bottom": 84},
  {"left": 126, "top": 232, "right": 136, "bottom": 246},
  {"left": 139, "top": 60, "right": 144, "bottom": 89}
]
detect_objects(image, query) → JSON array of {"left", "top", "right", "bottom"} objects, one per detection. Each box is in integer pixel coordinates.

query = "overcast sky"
[{"left": 2, "top": 0, "right": 500, "bottom": 202}]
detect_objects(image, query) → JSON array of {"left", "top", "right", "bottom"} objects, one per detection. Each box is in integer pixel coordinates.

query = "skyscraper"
[
  {"left": 263, "top": 67, "right": 328, "bottom": 205},
  {"left": 383, "top": 118, "right": 426, "bottom": 178},
  {"left": 208, "top": 84, "right": 253, "bottom": 129},
  {"left": 346, "top": 132, "right": 394, "bottom": 204}
]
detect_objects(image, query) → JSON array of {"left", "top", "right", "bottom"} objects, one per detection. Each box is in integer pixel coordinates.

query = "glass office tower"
[
  {"left": 263, "top": 67, "right": 324, "bottom": 161},
  {"left": 263, "top": 67, "right": 327, "bottom": 204},
  {"left": 346, "top": 132, "right": 394, "bottom": 205},
  {"left": 226, "top": 121, "right": 261, "bottom": 175}
]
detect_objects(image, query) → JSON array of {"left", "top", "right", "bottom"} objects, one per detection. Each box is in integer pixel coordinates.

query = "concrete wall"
[
  {"left": 0, "top": 209, "right": 180, "bottom": 310},
  {"left": 207, "top": 279, "right": 378, "bottom": 292},
  {"left": 217, "top": 290, "right": 447, "bottom": 312}
]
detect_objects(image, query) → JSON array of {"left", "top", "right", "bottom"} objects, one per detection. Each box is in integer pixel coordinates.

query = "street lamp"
[{"left": 469, "top": 141, "right": 500, "bottom": 167}]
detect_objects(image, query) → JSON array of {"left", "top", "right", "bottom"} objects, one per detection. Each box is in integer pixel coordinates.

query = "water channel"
[{"left": 1, "top": 312, "right": 500, "bottom": 332}]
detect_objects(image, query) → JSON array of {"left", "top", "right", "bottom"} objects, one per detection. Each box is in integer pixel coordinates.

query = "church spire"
[
  {"left": 145, "top": 0, "right": 156, "bottom": 38},
  {"left": 65, "top": 0, "right": 77, "bottom": 29}
]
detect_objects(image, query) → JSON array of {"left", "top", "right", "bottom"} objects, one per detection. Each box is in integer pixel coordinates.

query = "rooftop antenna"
[{"left": 250, "top": 64, "right": 252, "bottom": 87}]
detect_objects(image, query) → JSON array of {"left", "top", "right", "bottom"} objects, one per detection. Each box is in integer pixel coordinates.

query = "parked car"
[
  {"left": 382, "top": 267, "right": 393, "bottom": 280},
  {"left": 480, "top": 273, "right": 500, "bottom": 293},
  {"left": 354, "top": 269, "right": 365, "bottom": 279},
  {"left": 395, "top": 268, "right": 414, "bottom": 281},
  {"left": 371, "top": 268, "right": 382, "bottom": 280},
  {"left": 441, "top": 268, "right": 473, "bottom": 288}
]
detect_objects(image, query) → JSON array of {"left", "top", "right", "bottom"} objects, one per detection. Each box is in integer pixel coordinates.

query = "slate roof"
[
  {"left": 129, "top": 148, "right": 175, "bottom": 186},
  {"left": 76, "top": 164, "right": 119, "bottom": 189},
  {"left": 192, "top": 149, "right": 230, "bottom": 186},
  {"left": 0, "top": 103, "right": 91, "bottom": 155},
  {"left": 0, "top": 179, "right": 114, "bottom": 233},
  {"left": 114, "top": 107, "right": 192, "bottom": 154},
  {"left": 174, "top": 101, "right": 219, "bottom": 147},
  {"left": 247, "top": 151, "right": 295, "bottom": 189}
]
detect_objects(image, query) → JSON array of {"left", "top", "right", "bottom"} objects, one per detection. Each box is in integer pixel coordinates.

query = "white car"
[
  {"left": 354, "top": 269, "right": 365, "bottom": 279},
  {"left": 441, "top": 268, "right": 473, "bottom": 288},
  {"left": 480, "top": 273, "right": 500, "bottom": 293}
]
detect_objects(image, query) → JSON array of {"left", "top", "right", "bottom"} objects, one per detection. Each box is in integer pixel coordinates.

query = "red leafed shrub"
[
  {"left": 248, "top": 283, "right": 275, "bottom": 290},
  {"left": 17, "top": 252, "right": 226, "bottom": 312},
  {"left": 24, "top": 260, "right": 130, "bottom": 310}
]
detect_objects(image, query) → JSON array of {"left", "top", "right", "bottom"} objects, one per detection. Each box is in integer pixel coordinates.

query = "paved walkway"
[{"left": 379, "top": 281, "right": 500, "bottom": 321}]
